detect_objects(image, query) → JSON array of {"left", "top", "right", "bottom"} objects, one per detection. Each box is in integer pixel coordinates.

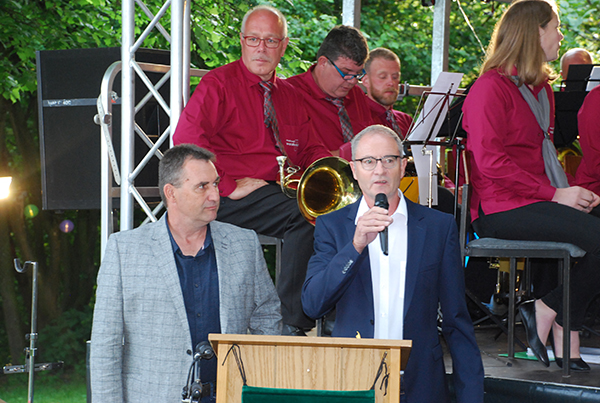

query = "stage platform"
[{"left": 444, "top": 322, "right": 600, "bottom": 402}]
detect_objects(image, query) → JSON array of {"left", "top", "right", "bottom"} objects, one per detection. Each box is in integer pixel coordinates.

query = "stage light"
[{"left": 0, "top": 177, "right": 12, "bottom": 200}]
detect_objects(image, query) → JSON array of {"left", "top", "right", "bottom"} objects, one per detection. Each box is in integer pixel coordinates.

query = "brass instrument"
[{"left": 277, "top": 156, "right": 362, "bottom": 225}]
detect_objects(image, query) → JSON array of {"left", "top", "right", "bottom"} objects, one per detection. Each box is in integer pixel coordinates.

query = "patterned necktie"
[
  {"left": 326, "top": 97, "right": 354, "bottom": 143},
  {"left": 386, "top": 109, "right": 404, "bottom": 139},
  {"left": 259, "top": 81, "right": 286, "bottom": 155}
]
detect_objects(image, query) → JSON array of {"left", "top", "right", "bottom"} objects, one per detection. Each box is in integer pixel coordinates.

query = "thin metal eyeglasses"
[
  {"left": 242, "top": 35, "right": 284, "bottom": 49},
  {"left": 326, "top": 57, "right": 366, "bottom": 81},
  {"left": 354, "top": 155, "right": 401, "bottom": 170}
]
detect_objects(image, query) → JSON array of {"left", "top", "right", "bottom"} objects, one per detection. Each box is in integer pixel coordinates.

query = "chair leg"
[
  {"left": 562, "top": 256, "right": 571, "bottom": 377},
  {"left": 508, "top": 257, "right": 517, "bottom": 358}
]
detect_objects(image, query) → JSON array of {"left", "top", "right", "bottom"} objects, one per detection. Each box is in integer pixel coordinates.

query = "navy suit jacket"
[{"left": 302, "top": 198, "right": 483, "bottom": 403}]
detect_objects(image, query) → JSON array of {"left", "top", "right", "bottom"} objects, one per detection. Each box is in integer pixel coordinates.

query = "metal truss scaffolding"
[{"left": 98, "top": 0, "right": 191, "bottom": 258}]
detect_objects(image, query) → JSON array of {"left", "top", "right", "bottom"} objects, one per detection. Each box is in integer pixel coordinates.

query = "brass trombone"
[{"left": 277, "top": 156, "right": 362, "bottom": 225}]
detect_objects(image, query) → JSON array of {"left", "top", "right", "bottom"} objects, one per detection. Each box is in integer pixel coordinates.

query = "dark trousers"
[
  {"left": 218, "top": 183, "right": 316, "bottom": 329},
  {"left": 473, "top": 201, "right": 600, "bottom": 329}
]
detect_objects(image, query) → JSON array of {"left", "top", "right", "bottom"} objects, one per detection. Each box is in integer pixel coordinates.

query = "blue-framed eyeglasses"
[{"left": 326, "top": 57, "right": 366, "bottom": 81}]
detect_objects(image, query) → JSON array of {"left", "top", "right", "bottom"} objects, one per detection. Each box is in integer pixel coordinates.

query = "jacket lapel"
[
  {"left": 210, "top": 222, "right": 230, "bottom": 334},
  {"left": 347, "top": 199, "right": 375, "bottom": 312},
  {"left": 153, "top": 215, "right": 192, "bottom": 345},
  {"left": 404, "top": 199, "right": 426, "bottom": 318}
]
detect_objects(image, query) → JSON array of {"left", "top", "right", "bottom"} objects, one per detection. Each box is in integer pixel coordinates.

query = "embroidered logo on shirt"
[{"left": 285, "top": 139, "right": 299, "bottom": 149}]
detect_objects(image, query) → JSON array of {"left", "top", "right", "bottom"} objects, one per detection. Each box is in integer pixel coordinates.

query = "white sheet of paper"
[
  {"left": 407, "top": 72, "right": 463, "bottom": 205},
  {"left": 586, "top": 66, "right": 600, "bottom": 91}
]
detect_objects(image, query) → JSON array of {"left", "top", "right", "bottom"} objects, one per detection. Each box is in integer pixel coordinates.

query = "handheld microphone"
[{"left": 374, "top": 193, "right": 389, "bottom": 256}]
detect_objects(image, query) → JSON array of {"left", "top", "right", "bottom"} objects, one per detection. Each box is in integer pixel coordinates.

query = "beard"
[{"left": 370, "top": 86, "right": 399, "bottom": 107}]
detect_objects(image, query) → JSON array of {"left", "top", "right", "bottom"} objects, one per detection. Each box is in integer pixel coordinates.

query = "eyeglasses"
[
  {"left": 242, "top": 35, "right": 285, "bottom": 49},
  {"left": 326, "top": 57, "right": 366, "bottom": 81},
  {"left": 354, "top": 155, "right": 401, "bottom": 170}
]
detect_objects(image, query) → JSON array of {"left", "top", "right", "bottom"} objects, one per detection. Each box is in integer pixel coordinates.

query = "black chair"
[{"left": 459, "top": 183, "right": 585, "bottom": 376}]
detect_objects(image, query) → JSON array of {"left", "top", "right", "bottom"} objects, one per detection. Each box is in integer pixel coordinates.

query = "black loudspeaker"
[{"left": 37, "top": 47, "right": 170, "bottom": 210}]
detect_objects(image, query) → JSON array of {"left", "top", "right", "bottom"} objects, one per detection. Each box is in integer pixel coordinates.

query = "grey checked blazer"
[{"left": 90, "top": 215, "right": 281, "bottom": 402}]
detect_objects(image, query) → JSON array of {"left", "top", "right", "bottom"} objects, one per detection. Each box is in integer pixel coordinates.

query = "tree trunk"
[
  {"left": 0, "top": 100, "right": 26, "bottom": 362},
  {"left": 0, "top": 202, "right": 26, "bottom": 364}
]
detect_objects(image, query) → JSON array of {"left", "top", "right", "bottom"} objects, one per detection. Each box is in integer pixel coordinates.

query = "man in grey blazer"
[{"left": 90, "top": 144, "right": 282, "bottom": 402}]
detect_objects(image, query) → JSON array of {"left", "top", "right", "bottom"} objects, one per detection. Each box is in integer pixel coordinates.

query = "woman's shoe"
[
  {"left": 518, "top": 300, "right": 550, "bottom": 367},
  {"left": 555, "top": 357, "right": 591, "bottom": 372},
  {"left": 549, "top": 332, "right": 591, "bottom": 372}
]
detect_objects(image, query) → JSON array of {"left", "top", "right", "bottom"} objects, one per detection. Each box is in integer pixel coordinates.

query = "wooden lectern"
[{"left": 209, "top": 334, "right": 411, "bottom": 403}]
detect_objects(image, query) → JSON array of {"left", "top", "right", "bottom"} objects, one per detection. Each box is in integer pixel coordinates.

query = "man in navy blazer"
[{"left": 302, "top": 125, "right": 483, "bottom": 403}]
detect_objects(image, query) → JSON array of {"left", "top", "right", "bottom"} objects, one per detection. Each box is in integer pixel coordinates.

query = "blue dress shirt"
[{"left": 167, "top": 219, "right": 220, "bottom": 394}]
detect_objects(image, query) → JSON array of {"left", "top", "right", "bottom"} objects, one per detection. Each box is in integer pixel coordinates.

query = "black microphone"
[
  {"left": 374, "top": 193, "right": 389, "bottom": 256},
  {"left": 194, "top": 341, "right": 215, "bottom": 361}
]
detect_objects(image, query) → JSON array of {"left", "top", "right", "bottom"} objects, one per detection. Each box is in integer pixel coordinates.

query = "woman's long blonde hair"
[{"left": 481, "top": 0, "right": 559, "bottom": 86}]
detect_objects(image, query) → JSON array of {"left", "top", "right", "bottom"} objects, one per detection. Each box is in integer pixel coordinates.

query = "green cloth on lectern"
[{"left": 241, "top": 385, "right": 375, "bottom": 403}]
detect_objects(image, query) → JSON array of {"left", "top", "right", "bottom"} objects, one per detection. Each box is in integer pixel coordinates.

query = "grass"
[{"left": 0, "top": 370, "right": 87, "bottom": 403}]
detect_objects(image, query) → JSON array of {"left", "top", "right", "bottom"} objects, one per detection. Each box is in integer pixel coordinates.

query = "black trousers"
[
  {"left": 218, "top": 183, "right": 316, "bottom": 329},
  {"left": 473, "top": 202, "right": 600, "bottom": 329}
]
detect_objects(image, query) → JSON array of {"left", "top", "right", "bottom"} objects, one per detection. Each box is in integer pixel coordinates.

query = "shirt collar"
[
  {"left": 237, "top": 58, "right": 278, "bottom": 89},
  {"left": 165, "top": 214, "right": 213, "bottom": 257},
  {"left": 366, "top": 96, "right": 389, "bottom": 117},
  {"left": 506, "top": 66, "right": 547, "bottom": 96}
]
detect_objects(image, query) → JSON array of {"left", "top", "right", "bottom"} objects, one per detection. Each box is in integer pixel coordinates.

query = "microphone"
[
  {"left": 194, "top": 341, "right": 215, "bottom": 361},
  {"left": 374, "top": 193, "right": 389, "bottom": 256}
]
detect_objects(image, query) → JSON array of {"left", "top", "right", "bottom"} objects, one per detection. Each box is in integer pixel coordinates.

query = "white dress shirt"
[{"left": 356, "top": 190, "right": 408, "bottom": 339}]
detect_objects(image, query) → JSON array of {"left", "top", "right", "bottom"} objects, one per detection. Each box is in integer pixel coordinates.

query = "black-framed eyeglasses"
[
  {"left": 326, "top": 57, "right": 366, "bottom": 81},
  {"left": 242, "top": 35, "right": 285, "bottom": 49},
  {"left": 354, "top": 155, "right": 401, "bottom": 170}
]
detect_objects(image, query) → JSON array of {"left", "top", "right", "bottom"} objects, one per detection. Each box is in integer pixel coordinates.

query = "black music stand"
[
  {"left": 554, "top": 91, "right": 587, "bottom": 147},
  {"left": 562, "top": 64, "right": 596, "bottom": 92}
]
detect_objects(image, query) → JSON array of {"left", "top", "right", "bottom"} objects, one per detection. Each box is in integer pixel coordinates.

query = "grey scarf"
[{"left": 513, "top": 78, "right": 568, "bottom": 188}]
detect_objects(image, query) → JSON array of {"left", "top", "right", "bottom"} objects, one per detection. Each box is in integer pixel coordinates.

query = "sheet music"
[
  {"left": 586, "top": 66, "right": 600, "bottom": 91},
  {"left": 406, "top": 72, "right": 463, "bottom": 206}
]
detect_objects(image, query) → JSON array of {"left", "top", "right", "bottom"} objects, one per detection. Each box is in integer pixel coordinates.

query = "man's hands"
[
  {"left": 552, "top": 186, "right": 600, "bottom": 214},
  {"left": 228, "top": 177, "right": 268, "bottom": 200},
  {"left": 353, "top": 206, "right": 392, "bottom": 254}
]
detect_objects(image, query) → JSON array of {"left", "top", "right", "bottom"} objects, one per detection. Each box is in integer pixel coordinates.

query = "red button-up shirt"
[
  {"left": 173, "top": 60, "right": 330, "bottom": 197},
  {"left": 285, "top": 65, "right": 374, "bottom": 152},
  {"left": 575, "top": 85, "right": 600, "bottom": 194},
  {"left": 462, "top": 69, "right": 557, "bottom": 220}
]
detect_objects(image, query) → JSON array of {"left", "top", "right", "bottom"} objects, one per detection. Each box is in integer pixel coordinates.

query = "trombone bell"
[
  {"left": 297, "top": 157, "right": 362, "bottom": 225},
  {"left": 278, "top": 155, "right": 361, "bottom": 225}
]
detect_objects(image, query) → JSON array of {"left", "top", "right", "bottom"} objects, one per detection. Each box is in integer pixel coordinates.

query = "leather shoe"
[
  {"left": 282, "top": 324, "right": 307, "bottom": 336},
  {"left": 518, "top": 300, "right": 550, "bottom": 367},
  {"left": 555, "top": 357, "right": 591, "bottom": 372},
  {"left": 549, "top": 333, "right": 591, "bottom": 372}
]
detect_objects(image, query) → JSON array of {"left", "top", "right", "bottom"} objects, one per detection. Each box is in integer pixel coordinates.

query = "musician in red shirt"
[
  {"left": 463, "top": 0, "right": 600, "bottom": 371},
  {"left": 286, "top": 26, "right": 373, "bottom": 154},
  {"left": 173, "top": 5, "right": 330, "bottom": 336},
  {"left": 576, "top": 86, "right": 600, "bottom": 194},
  {"left": 362, "top": 48, "right": 413, "bottom": 139}
]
